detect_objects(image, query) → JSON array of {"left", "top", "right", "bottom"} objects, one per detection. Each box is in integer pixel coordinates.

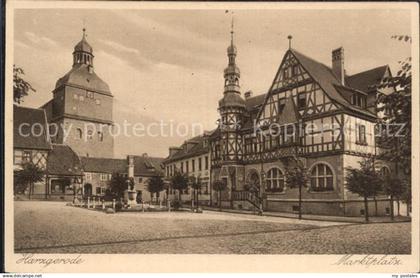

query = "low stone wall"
[{"left": 265, "top": 199, "right": 392, "bottom": 217}]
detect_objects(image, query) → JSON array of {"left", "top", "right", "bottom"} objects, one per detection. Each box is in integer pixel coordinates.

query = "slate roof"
[
  {"left": 74, "top": 37, "right": 93, "bottom": 53},
  {"left": 14, "top": 105, "right": 51, "bottom": 150},
  {"left": 55, "top": 64, "right": 111, "bottom": 95},
  {"left": 245, "top": 93, "right": 266, "bottom": 112},
  {"left": 219, "top": 92, "right": 246, "bottom": 108},
  {"left": 346, "top": 65, "right": 389, "bottom": 93},
  {"left": 133, "top": 156, "right": 165, "bottom": 177},
  {"left": 81, "top": 155, "right": 164, "bottom": 177},
  {"left": 47, "top": 144, "right": 83, "bottom": 176},
  {"left": 81, "top": 157, "right": 126, "bottom": 173},
  {"left": 164, "top": 135, "right": 210, "bottom": 163}
]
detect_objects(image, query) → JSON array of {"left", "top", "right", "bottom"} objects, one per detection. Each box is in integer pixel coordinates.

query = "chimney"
[
  {"left": 332, "top": 47, "right": 345, "bottom": 85},
  {"left": 244, "top": 90, "right": 253, "bottom": 99},
  {"left": 127, "top": 155, "right": 134, "bottom": 178},
  {"left": 142, "top": 153, "right": 148, "bottom": 158}
]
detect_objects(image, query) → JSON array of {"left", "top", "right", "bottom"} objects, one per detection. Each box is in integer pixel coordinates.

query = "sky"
[{"left": 13, "top": 8, "right": 412, "bottom": 158}]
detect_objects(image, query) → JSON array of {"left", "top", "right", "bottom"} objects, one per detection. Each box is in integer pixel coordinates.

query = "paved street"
[{"left": 14, "top": 201, "right": 411, "bottom": 254}]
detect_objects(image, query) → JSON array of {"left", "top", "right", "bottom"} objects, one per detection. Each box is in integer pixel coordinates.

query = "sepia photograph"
[{"left": 3, "top": 1, "right": 419, "bottom": 273}]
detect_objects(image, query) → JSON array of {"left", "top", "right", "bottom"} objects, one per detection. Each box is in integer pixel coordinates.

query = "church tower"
[{"left": 44, "top": 29, "right": 114, "bottom": 158}]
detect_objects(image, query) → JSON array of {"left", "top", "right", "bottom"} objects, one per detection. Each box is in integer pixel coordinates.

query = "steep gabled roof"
[
  {"left": 289, "top": 49, "right": 376, "bottom": 118},
  {"left": 346, "top": 65, "right": 389, "bottom": 93},
  {"left": 47, "top": 144, "right": 83, "bottom": 176},
  {"left": 14, "top": 105, "right": 51, "bottom": 150}
]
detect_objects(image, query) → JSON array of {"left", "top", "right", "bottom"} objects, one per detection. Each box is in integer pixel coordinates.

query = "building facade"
[
  {"left": 163, "top": 134, "right": 212, "bottom": 205},
  {"left": 81, "top": 154, "right": 164, "bottom": 202}
]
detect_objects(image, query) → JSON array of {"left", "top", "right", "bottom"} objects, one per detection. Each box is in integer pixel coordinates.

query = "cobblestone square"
[{"left": 14, "top": 201, "right": 411, "bottom": 254}]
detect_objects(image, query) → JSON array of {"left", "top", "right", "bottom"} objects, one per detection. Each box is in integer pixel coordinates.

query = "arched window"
[
  {"left": 310, "top": 163, "right": 334, "bottom": 191},
  {"left": 76, "top": 128, "right": 83, "bottom": 140},
  {"left": 87, "top": 130, "right": 93, "bottom": 140},
  {"left": 266, "top": 168, "right": 285, "bottom": 192},
  {"left": 380, "top": 166, "right": 391, "bottom": 177}
]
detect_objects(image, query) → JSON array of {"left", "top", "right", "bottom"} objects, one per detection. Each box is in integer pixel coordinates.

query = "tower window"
[
  {"left": 76, "top": 128, "right": 83, "bottom": 140},
  {"left": 95, "top": 99, "right": 101, "bottom": 105},
  {"left": 79, "top": 95, "right": 84, "bottom": 101},
  {"left": 73, "top": 94, "right": 78, "bottom": 100},
  {"left": 98, "top": 131, "right": 103, "bottom": 142},
  {"left": 86, "top": 91, "right": 94, "bottom": 99},
  {"left": 87, "top": 130, "right": 93, "bottom": 140}
]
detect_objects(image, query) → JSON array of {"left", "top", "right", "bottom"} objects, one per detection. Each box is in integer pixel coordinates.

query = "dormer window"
[{"left": 351, "top": 94, "right": 365, "bottom": 108}]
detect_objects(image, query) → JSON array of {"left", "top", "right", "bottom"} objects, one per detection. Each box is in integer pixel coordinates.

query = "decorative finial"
[
  {"left": 287, "top": 35, "right": 293, "bottom": 49},
  {"left": 82, "top": 27, "right": 87, "bottom": 40},
  {"left": 230, "top": 16, "right": 234, "bottom": 45}
]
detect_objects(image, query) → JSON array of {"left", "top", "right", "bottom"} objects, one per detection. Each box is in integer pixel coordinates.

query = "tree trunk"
[
  {"left": 298, "top": 182, "right": 302, "bottom": 220},
  {"left": 219, "top": 191, "right": 222, "bottom": 211},
  {"left": 397, "top": 197, "right": 400, "bottom": 216},
  {"left": 196, "top": 189, "right": 199, "bottom": 208},
  {"left": 29, "top": 182, "right": 33, "bottom": 200},
  {"left": 157, "top": 191, "right": 160, "bottom": 204},
  {"left": 364, "top": 196, "right": 369, "bottom": 222},
  {"left": 374, "top": 196, "right": 378, "bottom": 216},
  {"left": 390, "top": 195, "right": 394, "bottom": 221}
]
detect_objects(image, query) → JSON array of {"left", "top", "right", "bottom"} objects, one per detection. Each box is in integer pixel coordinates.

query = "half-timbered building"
[{"left": 208, "top": 32, "right": 395, "bottom": 216}]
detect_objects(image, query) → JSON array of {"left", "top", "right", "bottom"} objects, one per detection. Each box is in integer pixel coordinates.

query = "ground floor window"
[
  {"left": 266, "top": 168, "right": 285, "bottom": 192},
  {"left": 96, "top": 187, "right": 106, "bottom": 195},
  {"left": 310, "top": 163, "right": 334, "bottom": 191}
]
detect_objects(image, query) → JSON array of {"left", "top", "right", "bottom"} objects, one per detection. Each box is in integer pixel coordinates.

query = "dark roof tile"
[
  {"left": 14, "top": 105, "right": 51, "bottom": 150},
  {"left": 47, "top": 144, "right": 83, "bottom": 176},
  {"left": 346, "top": 65, "right": 389, "bottom": 93}
]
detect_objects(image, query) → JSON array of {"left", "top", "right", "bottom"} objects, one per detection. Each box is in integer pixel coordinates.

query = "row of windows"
[
  {"left": 73, "top": 92, "right": 101, "bottom": 105},
  {"left": 351, "top": 94, "right": 366, "bottom": 108},
  {"left": 86, "top": 173, "right": 145, "bottom": 183},
  {"left": 244, "top": 130, "right": 297, "bottom": 154},
  {"left": 74, "top": 53, "right": 93, "bottom": 65},
  {"left": 166, "top": 156, "right": 209, "bottom": 176},
  {"left": 264, "top": 163, "right": 334, "bottom": 192}
]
